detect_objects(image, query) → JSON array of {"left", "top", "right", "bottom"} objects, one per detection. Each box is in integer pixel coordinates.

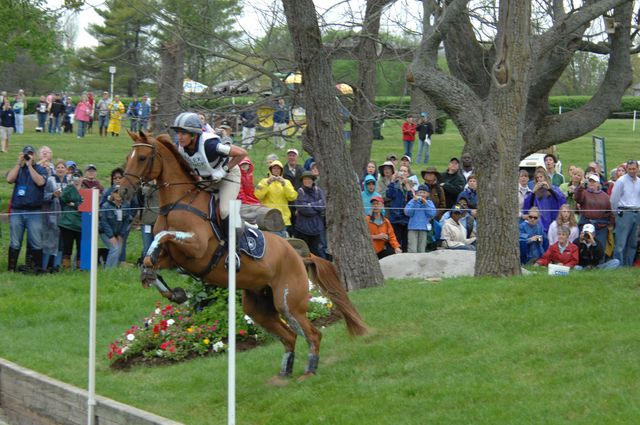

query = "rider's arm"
[{"left": 225, "top": 145, "right": 247, "bottom": 170}]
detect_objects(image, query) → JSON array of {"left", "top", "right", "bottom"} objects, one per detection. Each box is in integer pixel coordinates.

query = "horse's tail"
[{"left": 304, "top": 254, "right": 368, "bottom": 336}]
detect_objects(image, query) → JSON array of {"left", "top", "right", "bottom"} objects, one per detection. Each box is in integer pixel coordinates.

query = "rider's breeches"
[{"left": 215, "top": 166, "right": 241, "bottom": 220}]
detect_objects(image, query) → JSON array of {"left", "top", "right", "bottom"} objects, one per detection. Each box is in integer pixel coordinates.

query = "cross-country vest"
[{"left": 177, "top": 133, "right": 230, "bottom": 179}]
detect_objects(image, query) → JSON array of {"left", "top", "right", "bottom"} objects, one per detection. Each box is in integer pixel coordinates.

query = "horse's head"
[{"left": 120, "top": 130, "right": 161, "bottom": 202}]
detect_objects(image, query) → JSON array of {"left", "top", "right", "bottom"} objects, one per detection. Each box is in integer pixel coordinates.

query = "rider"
[{"left": 170, "top": 112, "right": 247, "bottom": 236}]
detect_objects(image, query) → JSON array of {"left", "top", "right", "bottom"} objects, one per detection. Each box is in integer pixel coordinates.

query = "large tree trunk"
[
  {"left": 282, "top": 0, "right": 385, "bottom": 290},
  {"left": 152, "top": 41, "right": 184, "bottom": 135},
  {"left": 349, "top": 0, "right": 391, "bottom": 174}
]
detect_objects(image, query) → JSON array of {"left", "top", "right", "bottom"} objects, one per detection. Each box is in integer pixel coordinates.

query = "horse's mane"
[{"left": 154, "top": 134, "right": 196, "bottom": 180}]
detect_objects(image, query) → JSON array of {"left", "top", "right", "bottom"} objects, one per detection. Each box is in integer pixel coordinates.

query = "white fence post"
[{"left": 227, "top": 200, "right": 242, "bottom": 425}]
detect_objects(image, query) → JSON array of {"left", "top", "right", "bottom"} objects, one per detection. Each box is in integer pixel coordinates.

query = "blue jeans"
[
  {"left": 10, "top": 209, "right": 43, "bottom": 250},
  {"left": 416, "top": 138, "right": 430, "bottom": 164},
  {"left": 403, "top": 141, "right": 413, "bottom": 159},
  {"left": 613, "top": 210, "right": 640, "bottom": 266},
  {"left": 100, "top": 234, "right": 122, "bottom": 268},
  {"left": 98, "top": 115, "right": 109, "bottom": 130},
  {"left": 76, "top": 120, "right": 88, "bottom": 137},
  {"left": 130, "top": 117, "right": 140, "bottom": 132},
  {"left": 48, "top": 115, "right": 61, "bottom": 133},
  {"left": 141, "top": 226, "right": 154, "bottom": 258},
  {"left": 15, "top": 112, "right": 23, "bottom": 134},
  {"left": 37, "top": 112, "right": 47, "bottom": 130}
]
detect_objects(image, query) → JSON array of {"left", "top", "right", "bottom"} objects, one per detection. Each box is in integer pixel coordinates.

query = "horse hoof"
[
  {"left": 171, "top": 287, "right": 188, "bottom": 304},
  {"left": 297, "top": 372, "right": 315, "bottom": 383},
  {"left": 267, "top": 376, "right": 290, "bottom": 387},
  {"left": 143, "top": 257, "right": 153, "bottom": 267}
]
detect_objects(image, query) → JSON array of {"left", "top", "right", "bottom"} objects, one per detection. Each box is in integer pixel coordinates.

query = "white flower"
[
  {"left": 121, "top": 346, "right": 129, "bottom": 353},
  {"left": 212, "top": 341, "right": 225, "bottom": 352},
  {"left": 244, "top": 314, "right": 254, "bottom": 325},
  {"left": 310, "top": 296, "right": 329, "bottom": 305},
  {"left": 126, "top": 333, "right": 135, "bottom": 341},
  {"left": 155, "top": 308, "right": 161, "bottom": 315},
  {"left": 156, "top": 349, "right": 163, "bottom": 357},
  {"left": 167, "top": 319, "right": 175, "bottom": 326}
]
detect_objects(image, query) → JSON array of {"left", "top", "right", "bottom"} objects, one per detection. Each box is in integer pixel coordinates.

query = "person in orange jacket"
[{"left": 366, "top": 196, "right": 402, "bottom": 259}]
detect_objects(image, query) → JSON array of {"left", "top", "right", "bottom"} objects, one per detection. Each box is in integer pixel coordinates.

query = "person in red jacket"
[
  {"left": 401, "top": 115, "right": 417, "bottom": 160},
  {"left": 535, "top": 225, "right": 579, "bottom": 268},
  {"left": 238, "top": 157, "right": 260, "bottom": 206}
]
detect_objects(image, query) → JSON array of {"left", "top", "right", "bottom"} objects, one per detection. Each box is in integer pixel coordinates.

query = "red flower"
[
  {"left": 153, "top": 324, "right": 160, "bottom": 334},
  {"left": 239, "top": 330, "right": 246, "bottom": 336}
]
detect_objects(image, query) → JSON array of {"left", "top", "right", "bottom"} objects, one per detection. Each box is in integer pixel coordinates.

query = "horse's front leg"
[
  {"left": 140, "top": 252, "right": 189, "bottom": 303},
  {"left": 143, "top": 230, "right": 200, "bottom": 266}
]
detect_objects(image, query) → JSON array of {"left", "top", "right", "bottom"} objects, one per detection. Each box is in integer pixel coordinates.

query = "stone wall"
[{"left": 0, "top": 359, "right": 183, "bottom": 425}]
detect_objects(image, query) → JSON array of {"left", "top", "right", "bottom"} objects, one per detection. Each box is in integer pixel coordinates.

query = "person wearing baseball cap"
[
  {"left": 283, "top": 148, "right": 304, "bottom": 190},
  {"left": 420, "top": 166, "right": 446, "bottom": 219},
  {"left": 404, "top": 184, "right": 436, "bottom": 252},
  {"left": 441, "top": 157, "right": 466, "bottom": 209},
  {"left": 81, "top": 164, "right": 105, "bottom": 193},
  {"left": 574, "top": 170, "right": 614, "bottom": 254},
  {"left": 6, "top": 144, "right": 48, "bottom": 273},
  {"left": 574, "top": 223, "right": 620, "bottom": 270},
  {"left": 441, "top": 204, "right": 476, "bottom": 250},
  {"left": 366, "top": 195, "right": 402, "bottom": 258}
]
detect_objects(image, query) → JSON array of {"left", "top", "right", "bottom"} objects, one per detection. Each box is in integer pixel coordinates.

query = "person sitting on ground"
[
  {"left": 547, "top": 204, "right": 579, "bottom": 246},
  {"left": 404, "top": 184, "right": 436, "bottom": 253},
  {"left": 535, "top": 225, "right": 579, "bottom": 269},
  {"left": 366, "top": 196, "right": 402, "bottom": 259},
  {"left": 519, "top": 206, "right": 546, "bottom": 264},
  {"left": 573, "top": 224, "right": 620, "bottom": 270},
  {"left": 441, "top": 204, "right": 476, "bottom": 250}
]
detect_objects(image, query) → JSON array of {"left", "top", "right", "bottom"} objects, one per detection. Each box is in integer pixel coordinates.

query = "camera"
[{"left": 23, "top": 154, "right": 31, "bottom": 162}]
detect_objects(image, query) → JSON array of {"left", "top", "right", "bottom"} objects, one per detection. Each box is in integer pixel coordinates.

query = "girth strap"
[{"left": 158, "top": 202, "right": 210, "bottom": 221}]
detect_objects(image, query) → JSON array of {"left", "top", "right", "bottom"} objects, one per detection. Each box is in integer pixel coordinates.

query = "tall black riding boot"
[
  {"left": 18, "top": 244, "right": 34, "bottom": 272},
  {"left": 31, "top": 250, "right": 44, "bottom": 274},
  {"left": 8, "top": 248, "right": 20, "bottom": 272}
]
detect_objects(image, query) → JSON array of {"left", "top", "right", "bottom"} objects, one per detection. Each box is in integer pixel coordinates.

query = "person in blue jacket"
[
  {"left": 404, "top": 184, "right": 436, "bottom": 252},
  {"left": 386, "top": 164, "right": 415, "bottom": 252},
  {"left": 99, "top": 188, "right": 132, "bottom": 268},
  {"left": 361, "top": 174, "right": 380, "bottom": 215},
  {"left": 293, "top": 171, "right": 326, "bottom": 258},
  {"left": 519, "top": 206, "right": 547, "bottom": 264}
]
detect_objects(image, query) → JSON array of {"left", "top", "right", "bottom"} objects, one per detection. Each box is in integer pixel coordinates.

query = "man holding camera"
[
  {"left": 574, "top": 224, "right": 620, "bottom": 270},
  {"left": 6, "top": 145, "right": 48, "bottom": 273}
]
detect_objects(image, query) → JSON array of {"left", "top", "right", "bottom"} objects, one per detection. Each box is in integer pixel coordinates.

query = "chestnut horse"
[{"left": 118, "top": 131, "right": 367, "bottom": 380}]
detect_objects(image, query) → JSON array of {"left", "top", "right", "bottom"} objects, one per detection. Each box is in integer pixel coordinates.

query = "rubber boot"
[
  {"left": 30, "top": 250, "right": 44, "bottom": 275},
  {"left": 18, "top": 245, "right": 34, "bottom": 273},
  {"left": 8, "top": 248, "right": 20, "bottom": 272}
]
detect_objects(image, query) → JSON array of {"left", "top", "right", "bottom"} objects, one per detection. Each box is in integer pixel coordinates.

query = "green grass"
[{"left": 1, "top": 268, "right": 639, "bottom": 424}]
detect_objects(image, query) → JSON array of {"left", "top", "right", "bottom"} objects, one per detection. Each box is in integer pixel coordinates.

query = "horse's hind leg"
[
  {"left": 274, "top": 285, "right": 322, "bottom": 379},
  {"left": 242, "top": 289, "right": 297, "bottom": 378}
]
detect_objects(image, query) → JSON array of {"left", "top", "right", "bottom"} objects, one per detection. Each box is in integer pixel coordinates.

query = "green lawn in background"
[{"left": 0, "top": 269, "right": 639, "bottom": 424}]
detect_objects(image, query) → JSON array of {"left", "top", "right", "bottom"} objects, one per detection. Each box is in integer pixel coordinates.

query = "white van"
[{"left": 519, "top": 153, "right": 562, "bottom": 179}]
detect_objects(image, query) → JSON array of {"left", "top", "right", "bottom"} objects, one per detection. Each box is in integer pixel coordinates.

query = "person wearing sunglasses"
[{"left": 519, "top": 206, "right": 546, "bottom": 264}]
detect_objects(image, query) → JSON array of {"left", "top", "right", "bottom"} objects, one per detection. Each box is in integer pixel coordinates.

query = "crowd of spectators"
[{"left": 4, "top": 103, "right": 639, "bottom": 275}]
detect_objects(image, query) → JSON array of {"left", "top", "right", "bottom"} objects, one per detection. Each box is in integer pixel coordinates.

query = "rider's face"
[{"left": 176, "top": 130, "right": 195, "bottom": 148}]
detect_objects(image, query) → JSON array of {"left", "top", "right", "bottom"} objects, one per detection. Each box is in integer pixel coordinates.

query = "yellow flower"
[
  {"left": 187, "top": 327, "right": 194, "bottom": 333},
  {"left": 203, "top": 338, "right": 210, "bottom": 345}
]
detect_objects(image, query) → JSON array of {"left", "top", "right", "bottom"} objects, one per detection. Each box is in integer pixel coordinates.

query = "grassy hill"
[{"left": 0, "top": 268, "right": 639, "bottom": 424}]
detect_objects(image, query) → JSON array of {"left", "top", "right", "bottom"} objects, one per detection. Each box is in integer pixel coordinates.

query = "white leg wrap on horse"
[{"left": 146, "top": 231, "right": 194, "bottom": 257}]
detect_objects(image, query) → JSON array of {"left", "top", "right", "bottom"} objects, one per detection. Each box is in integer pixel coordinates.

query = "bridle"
[{"left": 122, "top": 142, "right": 158, "bottom": 187}]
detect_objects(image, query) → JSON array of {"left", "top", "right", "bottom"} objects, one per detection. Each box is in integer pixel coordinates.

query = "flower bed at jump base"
[{"left": 108, "top": 281, "right": 336, "bottom": 368}]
